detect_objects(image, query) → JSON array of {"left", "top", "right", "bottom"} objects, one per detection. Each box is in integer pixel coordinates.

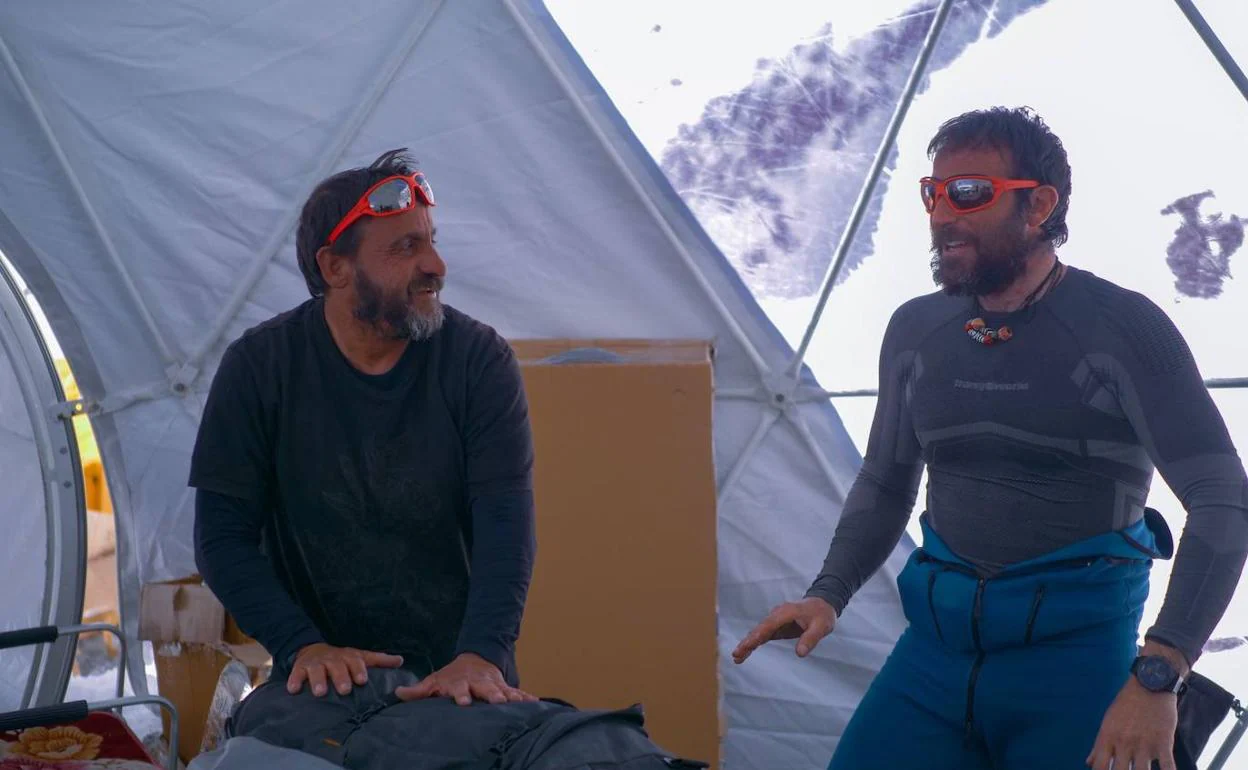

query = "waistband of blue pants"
[{"left": 896, "top": 509, "right": 1172, "bottom": 654}]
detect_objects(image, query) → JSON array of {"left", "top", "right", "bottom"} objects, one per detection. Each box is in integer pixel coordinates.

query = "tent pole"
[
  {"left": 1206, "top": 700, "right": 1247, "bottom": 770},
  {"left": 788, "top": 410, "right": 849, "bottom": 503},
  {"left": 714, "top": 401, "right": 847, "bottom": 503},
  {"left": 717, "top": 410, "right": 781, "bottom": 498},
  {"left": 785, "top": 0, "right": 955, "bottom": 378},
  {"left": 184, "top": 1, "right": 446, "bottom": 371},
  {"left": 1172, "top": 0, "right": 1248, "bottom": 104},
  {"left": 0, "top": 32, "right": 178, "bottom": 366},
  {"left": 504, "top": 0, "right": 772, "bottom": 378}
]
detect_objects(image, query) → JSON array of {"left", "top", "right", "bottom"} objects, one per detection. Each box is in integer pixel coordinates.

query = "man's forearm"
[
  {"left": 806, "top": 464, "right": 918, "bottom": 614},
  {"left": 454, "top": 490, "right": 536, "bottom": 679},
  {"left": 194, "top": 489, "right": 324, "bottom": 666},
  {"left": 1145, "top": 491, "right": 1248, "bottom": 667}
]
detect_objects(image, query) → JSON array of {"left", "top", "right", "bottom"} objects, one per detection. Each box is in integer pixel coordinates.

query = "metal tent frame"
[{"left": 0, "top": 253, "right": 85, "bottom": 710}]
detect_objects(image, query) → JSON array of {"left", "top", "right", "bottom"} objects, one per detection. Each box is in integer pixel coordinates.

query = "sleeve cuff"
[
  {"left": 274, "top": 626, "right": 326, "bottom": 672},
  {"left": 455, "top": 637, "right": 510, "bottom": 676},
  {"left": 805, "top": 577, "right": 850, "bottom": 616},
  {"left": 1143, "top": 629, "right": 1199, "bottom": 668}
]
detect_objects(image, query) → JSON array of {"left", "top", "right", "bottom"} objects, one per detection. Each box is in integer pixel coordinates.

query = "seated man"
[{"left": 190, "top": 148, "right": 537, "bottom": 707}]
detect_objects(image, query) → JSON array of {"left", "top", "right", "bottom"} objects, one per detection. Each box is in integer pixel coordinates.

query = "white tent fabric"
[{"left": 0, "top": 0, "right": 1245, "bottom": 766}]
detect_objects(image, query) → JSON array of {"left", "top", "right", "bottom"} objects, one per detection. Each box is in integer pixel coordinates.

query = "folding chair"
[{"left": 0, "top": 623, "right": 178, "bottom": 770}]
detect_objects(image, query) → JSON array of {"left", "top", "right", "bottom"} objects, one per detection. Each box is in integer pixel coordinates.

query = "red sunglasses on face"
[
  {"left": 920, "top": 175, "right": 1040, "bottom": 215},
  {"left": 326, "top": 173, "right": 436, "bottom": 246}
]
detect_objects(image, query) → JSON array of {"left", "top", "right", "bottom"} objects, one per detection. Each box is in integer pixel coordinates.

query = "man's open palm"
[
  {"left": 732, "top": 597, "right": 838, "bottom": 664},
  {"left": 395, "top": 653, "right": 537, "bottom": 706}
]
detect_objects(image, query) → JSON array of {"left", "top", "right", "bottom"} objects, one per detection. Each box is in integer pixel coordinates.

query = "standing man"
[
  {"left": 733, "top": 107, "right": 1248, "bottom": 770},
  {"left": 191, "top": 148, "right": 538, "bottom": 708}
]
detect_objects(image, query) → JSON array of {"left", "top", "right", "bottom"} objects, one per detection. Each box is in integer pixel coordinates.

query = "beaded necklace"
[{"left": 964, "top": 259, "right": 1062, "bottom": 346}]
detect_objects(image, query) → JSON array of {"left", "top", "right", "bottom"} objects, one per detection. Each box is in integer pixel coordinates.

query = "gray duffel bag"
[{"left": 228, "top": 668, "right": 708, "bottom": 770}]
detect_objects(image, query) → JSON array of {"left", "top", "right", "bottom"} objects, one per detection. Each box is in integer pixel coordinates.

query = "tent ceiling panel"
[{"left": 0, "top": 66, "right": 172, "bottom": 392}]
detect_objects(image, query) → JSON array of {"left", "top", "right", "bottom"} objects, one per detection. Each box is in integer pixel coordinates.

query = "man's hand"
[
  {"left": 395, "top": 653, "right": 537, "bottom": 707},
  {"left": 1086, "top": 678, "right": 1178, "bottom": 770},
  {"left": 732, "top": 597, "right": 838, "bottom": 664},
  {"left": 287, "top": 643, "right": 404, "bottom": 697}
]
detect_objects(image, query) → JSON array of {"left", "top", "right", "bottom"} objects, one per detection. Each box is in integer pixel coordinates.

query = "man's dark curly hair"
[
  {"left": 927, "top": 107, "right": 1072, "bottom": 247},
  {"left": 295, "top": 148, "right": 418, "bottom": 297}
]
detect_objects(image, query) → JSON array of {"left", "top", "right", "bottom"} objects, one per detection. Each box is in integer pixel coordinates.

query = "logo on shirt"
[{"left": 954, "top": 379, "right": 1030, "bottom": 392}]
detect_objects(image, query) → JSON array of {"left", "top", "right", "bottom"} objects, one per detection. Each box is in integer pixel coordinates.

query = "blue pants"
[{"left": 829, "top": 515, "right": 1161, "bottom": 770}]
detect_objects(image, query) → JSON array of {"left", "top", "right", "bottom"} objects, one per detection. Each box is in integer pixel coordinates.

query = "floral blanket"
[{"left": 0, "top": 713, "right": 158, "bottom": 770}]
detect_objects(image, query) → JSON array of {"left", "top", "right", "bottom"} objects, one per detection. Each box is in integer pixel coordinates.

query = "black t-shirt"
[{"left": 189, "top": 298, "right": 535, "bottom": 680}]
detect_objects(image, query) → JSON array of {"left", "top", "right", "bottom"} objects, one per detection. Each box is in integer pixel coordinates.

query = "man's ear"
[
  {"left": 1029, "top": 185, "right": 1060, "bottom": 229},
  {"left": 316, "top": 245, "right": 352, "bottom": 291}
]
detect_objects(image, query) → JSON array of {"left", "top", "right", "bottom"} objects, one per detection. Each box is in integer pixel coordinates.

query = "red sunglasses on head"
[
  {"left": 326, "top": 172, "right": 436, "bottom": 246},
  {"left": 920, "top": 175, "right": 1040, "bottom": 215}
]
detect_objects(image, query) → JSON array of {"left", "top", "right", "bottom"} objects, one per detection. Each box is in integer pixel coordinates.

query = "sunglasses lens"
[
  {"left": 413, "top": 174, "right": 435, "bottom": 206},
  {"left": 947, "top": 178, "right": 995, "bottom": 210},
  {"left": 920, "top": 181, "right": 937, "bottom": 211},
  {"left": 367, "top": 178, "right": 413, "bottom": 214}
]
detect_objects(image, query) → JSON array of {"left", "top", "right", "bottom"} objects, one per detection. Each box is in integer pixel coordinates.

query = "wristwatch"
[{"left": 1130, "top": 655, "right": 1187, "bottom": 695}]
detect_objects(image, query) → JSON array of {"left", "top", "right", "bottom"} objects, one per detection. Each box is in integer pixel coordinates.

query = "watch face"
[{"left": 1136, "top": 656, "right": 1176, "bottom": 691}]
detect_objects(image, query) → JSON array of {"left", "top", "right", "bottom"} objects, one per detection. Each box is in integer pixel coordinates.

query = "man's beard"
[
  {"left": 929, "top": 206, "right": 1035, "bottom": 297},
  {"left": 352, "top": 268, "right": 445, "bottom": 341}
]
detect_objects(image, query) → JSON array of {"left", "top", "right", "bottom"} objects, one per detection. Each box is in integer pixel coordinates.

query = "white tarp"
[{"left": 0, "top": 0, "right": 1245, "bottom": 766}]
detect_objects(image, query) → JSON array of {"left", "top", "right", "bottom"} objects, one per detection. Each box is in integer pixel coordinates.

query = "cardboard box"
[
  {"left": 139, "top": 578, "right": 270, "bottom": 763},
  {"left": 510, "top": 339, "right": 721, "bottom": 768}
]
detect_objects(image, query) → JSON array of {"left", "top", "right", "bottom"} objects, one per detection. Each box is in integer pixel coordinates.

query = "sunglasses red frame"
[
  {"left": 326, "top": 173, "right": 436, "bottom": 246},
  {"left": 920, "top": 175, "right": 1040, "bottom": 215}
]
